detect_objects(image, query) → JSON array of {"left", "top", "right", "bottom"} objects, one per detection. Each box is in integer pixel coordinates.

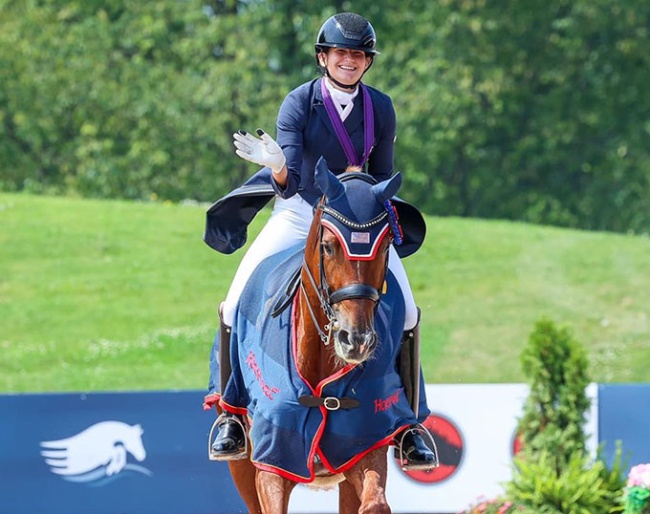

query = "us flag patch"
[{"left": 351, "top": 232, "right": 370, "bottom": 244}]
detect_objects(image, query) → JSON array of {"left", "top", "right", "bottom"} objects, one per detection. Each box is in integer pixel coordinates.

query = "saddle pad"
[{"left": 221, "top": 245, "right": 419, "bottom": 482}]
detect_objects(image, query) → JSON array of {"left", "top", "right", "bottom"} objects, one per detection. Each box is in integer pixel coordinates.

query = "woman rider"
[{"left": 206, "top": 12, "right": 437, "bottom": 471}]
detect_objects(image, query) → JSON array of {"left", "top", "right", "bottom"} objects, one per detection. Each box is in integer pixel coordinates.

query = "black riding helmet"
[
  {"left": 315, "top": 13, "right": 378, "bottom": 89},
  {"left": 315, "top": 13, "right": 378, "bottom": 55}
]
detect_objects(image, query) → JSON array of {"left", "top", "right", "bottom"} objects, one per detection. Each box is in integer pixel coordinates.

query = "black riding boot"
[
  {"left": 211, "top": 412, "right": 246, "bottom": 458},
  {"left": 395, "top": 426, "right": 439, "bottom": 471},
  {"left": 209, "top": 306, "right": 246, "bottom": 460},
  {"left": 395, "top": 314, "right": 439, "bottom": 471}
]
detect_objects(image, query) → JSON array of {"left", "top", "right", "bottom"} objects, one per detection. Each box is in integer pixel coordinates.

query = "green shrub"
[
  {"left": 504, "top": 319, "right": 627, "bottom": 513},
  {"left": 517, "top": 318, "right": 591, "bottom": 469},
  {"left": 461, "top": 319, "right": 627, "bottom": 513},
  {"left": 507, "top": 449, "right": 625, "bottom": 514}
]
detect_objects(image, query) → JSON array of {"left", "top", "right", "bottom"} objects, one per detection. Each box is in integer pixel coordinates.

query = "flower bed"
[{"left": 624, "top": 464, "right": 650, "bottom": 514}]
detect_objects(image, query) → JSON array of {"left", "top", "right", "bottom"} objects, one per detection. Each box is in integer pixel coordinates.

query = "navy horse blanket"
[{"left": 218, "top": 244, "right": 426, "bottom": 482}]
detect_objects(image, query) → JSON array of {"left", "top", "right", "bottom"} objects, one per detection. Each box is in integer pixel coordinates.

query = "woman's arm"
[
  {"left": 367, "top": 92, "right": 397, "bottom": 181},
  {"left": 274, "top": 88, "right": 308, "bottom": 199}
]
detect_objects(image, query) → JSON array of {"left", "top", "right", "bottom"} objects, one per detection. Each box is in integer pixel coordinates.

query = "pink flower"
[
  {"left": 627, "top": 464, "right": 650, "bottom": 489},
  {"left": 460, "top": 497, "right": 514, "bottom": 514},
  {"left": 498, "top": 501, "right": 513, "bottom": 514}
]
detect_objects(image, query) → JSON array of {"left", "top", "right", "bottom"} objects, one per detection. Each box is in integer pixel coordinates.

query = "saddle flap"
[{"left": 270, "top": 264, "right": 302, "bottom": 318}]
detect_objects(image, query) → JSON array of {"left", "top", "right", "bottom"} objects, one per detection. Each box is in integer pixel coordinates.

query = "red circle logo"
[{"left": 396, "top": 413, "right": 464, "bottom": 483}]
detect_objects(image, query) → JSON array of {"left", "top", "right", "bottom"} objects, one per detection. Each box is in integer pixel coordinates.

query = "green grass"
[{"left": 1, "top": 192, "right": 649, "bottom": 393}]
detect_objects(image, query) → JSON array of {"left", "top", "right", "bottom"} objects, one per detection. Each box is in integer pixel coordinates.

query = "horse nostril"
[
  {"left": 338, "top": 329, "right": 352, "bottom": 349},
  {"left": 340, "top": 330, "right": 377, "bottom": 350},
  {"left": 358, "top": 333, "right": 377, "bottom": 355}
]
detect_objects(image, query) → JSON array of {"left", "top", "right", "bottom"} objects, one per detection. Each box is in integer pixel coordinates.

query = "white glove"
[{"left": 233, "top": 129, "right": 286, "bottom": 174}]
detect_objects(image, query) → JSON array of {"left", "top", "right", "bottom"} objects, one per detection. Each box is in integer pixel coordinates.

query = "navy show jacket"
[
  {"left": 274, "top": 77, "right": 396, "bottom": 205},
  {"left": 204, "top": 78, "right": 425, "bottom": 258}
]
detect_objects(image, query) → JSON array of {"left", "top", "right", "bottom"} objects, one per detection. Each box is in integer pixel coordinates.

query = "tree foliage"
[
  {"left": 1, "top": 0, "right": 649, "bottom": 232},
  {"left": 517, "top": 318, "right": 591, "bottom": 466},
  {"left": 507, "top": 319, "right": 626, "bottom": 514}
]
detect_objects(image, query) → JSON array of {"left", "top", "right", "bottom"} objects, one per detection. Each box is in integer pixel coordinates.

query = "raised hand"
[{"left": 232, "top": 129, "right": 286, "bottom": 174}]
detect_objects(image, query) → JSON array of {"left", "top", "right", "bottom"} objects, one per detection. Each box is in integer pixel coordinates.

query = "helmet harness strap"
[{"left": 326, "top": 71, "right": 359, "bottom": 91}]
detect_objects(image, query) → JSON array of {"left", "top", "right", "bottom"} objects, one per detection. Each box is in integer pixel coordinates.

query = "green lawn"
[{"left": 1, "top": 192, "right": 648, "bottom": 393}]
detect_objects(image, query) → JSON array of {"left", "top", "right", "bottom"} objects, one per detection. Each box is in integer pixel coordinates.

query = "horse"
[
  {"left": 218, "top": 158, "right": 416, "bottom": 514},
  {"left": 40, "top": 421, "right": 146, "bottom": 478}
]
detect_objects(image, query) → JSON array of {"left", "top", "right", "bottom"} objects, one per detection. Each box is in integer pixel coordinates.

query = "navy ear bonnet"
[{"left": 315, "top": 158, "right": 405, "bottom": 260}]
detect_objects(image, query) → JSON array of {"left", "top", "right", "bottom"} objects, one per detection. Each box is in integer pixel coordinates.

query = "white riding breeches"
[{"left": 221, "top": 195, "right": 419, "bottom": 330}]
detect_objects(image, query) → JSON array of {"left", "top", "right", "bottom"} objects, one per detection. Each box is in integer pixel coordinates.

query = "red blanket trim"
[
  {"left": 253, "top": 461, "right": 315, "bottom": 484},
  {"left": 250, "top": 427, "right": 405, "bottom": 483},
  {"left": 219, "top": 398, "right": 249, "bottom": 417},
  {"left": 320, "top": 427, "right": 406, "bottom": 475}
]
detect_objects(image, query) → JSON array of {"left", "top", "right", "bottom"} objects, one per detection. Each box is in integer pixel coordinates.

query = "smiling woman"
[
  {"left": 314, "top": 13, "right": 377, "bottom": 91},
  {"left": 318, "top": 47, "right": 372, "bottom": 88}
]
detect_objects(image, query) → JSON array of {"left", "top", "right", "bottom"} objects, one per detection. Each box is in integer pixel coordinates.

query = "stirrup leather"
[
  {"left": 208, "top": 413, "right": 248, "bottom": 462},
  {"left": 395, "top": 424, "right": 440, "bottom": 471}
]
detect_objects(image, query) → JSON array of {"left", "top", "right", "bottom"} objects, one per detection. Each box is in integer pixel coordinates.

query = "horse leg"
[
  {"left": 211, "top": 400, "right": 259, "bottom": 513},
  {"left": 256, "top": 470, "right": 296, "bottom": 514},
  {"left": 343, "top": 448, "right": 391, "bottom": 514},
  {"left": 228, "top": 459, "right": 262, "bottom": 514},
  {"left": 338, "top": 479, "right": 361, "bottom": 514}
]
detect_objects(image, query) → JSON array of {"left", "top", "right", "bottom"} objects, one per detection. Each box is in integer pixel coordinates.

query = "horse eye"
[{"left": 321, "top": 241, "right": 334, "bottom": 256}]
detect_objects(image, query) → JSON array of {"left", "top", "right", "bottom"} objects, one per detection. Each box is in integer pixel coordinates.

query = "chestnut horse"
[{"left": 222, "top": 159, "right": 409, "bottom": 514}]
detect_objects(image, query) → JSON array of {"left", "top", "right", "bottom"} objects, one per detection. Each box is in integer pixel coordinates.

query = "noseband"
[{"left": 300, "top": 199, "right": 391, "bottom": 345}]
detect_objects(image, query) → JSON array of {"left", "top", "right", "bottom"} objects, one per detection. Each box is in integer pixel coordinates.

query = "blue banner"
[
  {"left": 2, "top": 385, "right": 650, "bottom": 514},
  {"left": 598, "top": 383, "right": 650, "bottom": 470},
  {"left": 0, "top": 391, "right": 245, "bottom": 514}
]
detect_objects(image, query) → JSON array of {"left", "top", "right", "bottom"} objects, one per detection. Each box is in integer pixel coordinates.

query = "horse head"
[
  {"left": 302, "top": 157, "right": 402, "bottom": 366},
  {"left": 120, "top": 423, "right": 146, "bottom": 462}
]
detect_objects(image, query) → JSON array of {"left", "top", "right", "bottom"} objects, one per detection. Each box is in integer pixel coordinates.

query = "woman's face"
[{"left": 319, "top": 48, "right": 372, "bottom": 89}]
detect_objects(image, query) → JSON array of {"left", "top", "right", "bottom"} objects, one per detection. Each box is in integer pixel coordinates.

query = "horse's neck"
[{"left": 295, "top": 292, "right": 340, "bottom": 388}]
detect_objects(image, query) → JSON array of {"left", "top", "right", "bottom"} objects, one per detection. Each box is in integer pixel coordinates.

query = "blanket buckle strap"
[
  {"left": 323, "top": 397, "right": 341, "bottom": 411},
  {"left": 298, "top": 395, "right": 361, "bottom": 411}
]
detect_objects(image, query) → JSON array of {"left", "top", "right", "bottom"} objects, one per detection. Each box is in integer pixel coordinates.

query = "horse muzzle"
[
  {"left": 328, "top": 283, "right": 381, "bottom": 363},
  {"left": 334, "top": 327, "right": 377, "bottom": 364}
]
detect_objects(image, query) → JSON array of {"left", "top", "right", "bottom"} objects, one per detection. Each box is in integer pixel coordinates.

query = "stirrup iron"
[
  {"left": 208, "top": 413, "right": 248, "bottom": 462},
  {"left": 395, "top": 424, "right": 440, "bottom": 471}
]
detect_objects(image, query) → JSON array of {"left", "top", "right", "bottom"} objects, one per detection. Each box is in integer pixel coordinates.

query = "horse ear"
[
  {"left": 372, "top": 172, "right": 402, "bottom": 203},
  {"left": 314, "top": 157, "right": 345, "bottom": 201}
]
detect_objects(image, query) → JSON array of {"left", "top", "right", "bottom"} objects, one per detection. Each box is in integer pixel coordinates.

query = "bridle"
[{"left": 300, "top": 188, "right": 392, "bottom": 345}]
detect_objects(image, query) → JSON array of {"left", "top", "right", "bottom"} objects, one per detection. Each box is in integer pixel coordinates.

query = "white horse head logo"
[{"left": 40, "top": 421, "right": 152, "bottom": 483}]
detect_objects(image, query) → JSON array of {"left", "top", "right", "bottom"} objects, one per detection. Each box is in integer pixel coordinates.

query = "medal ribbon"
[{"left": 321, "top": 79, "right": 374, "bottom": 168}]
